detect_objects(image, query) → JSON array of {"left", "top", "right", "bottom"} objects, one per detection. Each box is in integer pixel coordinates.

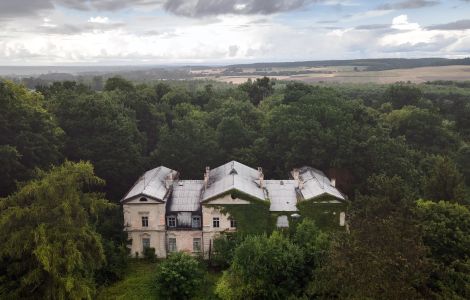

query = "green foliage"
[
  {"left": 47, "top": 90, "right": 145, "bottom": 200},
  {"left": 423, "top": 156, "right": 467, "bottom": 204},
  {"left": 416, "top": 200, "right": 470, "bottom": 299},
  {"left": 384, "top": 82, "right": 423, "bottom": 109},
  {"left": 310, "top": 175, "right": 431, "bottom": 299},
  {"left": 239, "top": 76, "right": 274, "bottom": 105},
  {"left": 0, "top": 80, "right": 64, "bottom": 196},
  {"left": 297, "top": 197, "right": 347, "bottom": 230},
  {"left": 215, "top": 231, "right": 305, "bottom": 300},
  {"left": 154, "top": 252, "right": 204, "bottom": 299},
  {"left": 0, "top": 161, "right": 113, "bottom": 299},
  {"left": 143, "top": 247, "right": 156, "bottom": 262},
  {"left": 105, "top": 77, "right": 135, "bottom": 93},
  {"left": 212, "top": 233, "right": 244, "bottom": 269}
]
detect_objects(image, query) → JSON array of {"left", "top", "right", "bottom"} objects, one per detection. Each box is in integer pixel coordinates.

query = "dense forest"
[{"left": 0, "top": 77, "right": 469, "bottom": 299}]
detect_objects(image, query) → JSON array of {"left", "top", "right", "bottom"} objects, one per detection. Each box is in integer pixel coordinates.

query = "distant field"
[{"left": 196, "top": 65, "right": 470, "bottom": 84}]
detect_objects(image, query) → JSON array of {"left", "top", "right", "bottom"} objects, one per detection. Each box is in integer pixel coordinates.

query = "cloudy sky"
[{"left": 0, "top": 0, "right": 469, "bottom": 65}]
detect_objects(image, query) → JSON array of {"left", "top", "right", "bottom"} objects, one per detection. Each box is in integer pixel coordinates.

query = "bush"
[
  {"left": 143, "top": 247, "right": 156, "bottom": 262},
  {"left": 155, "top": 252, "right": 203, "bottom": 299}
]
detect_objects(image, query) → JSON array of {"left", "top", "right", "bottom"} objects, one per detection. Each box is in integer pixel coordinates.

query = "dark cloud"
[
  {"left": 0, "top": 0, "right": 161, "bottom": 18},
  {"left": 377, "top": 0, "right": 440, "bottom": 10},
  {"left": 427, "top": 19, "right": 470, "bottom": 30},
  {"left": 162, "top": 0, "right": 321, "bottom": 18}
]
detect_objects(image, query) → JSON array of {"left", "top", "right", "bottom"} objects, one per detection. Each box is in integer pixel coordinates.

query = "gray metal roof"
[
  {"left": 121, "top": 166, "right": 176, "bottom": 202},
  {"left": 276, "top": 215, "right": 289, "bottom": 228},
  {"left": 168, "top": 180, "right": 203, "bottom": 212},
  {"left": 202, "top": 161, "right": 266, "bottom": 201},
  {"left": 298, "top": 167, "right": 345, "bottom": 201},
  {"left": 265, "top": 180, "right": 298, "bottom": 212}
]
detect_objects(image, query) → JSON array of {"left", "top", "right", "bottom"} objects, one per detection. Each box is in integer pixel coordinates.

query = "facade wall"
[
  {"left": 123, "top": 202, "right": 167, "bottom": 257},
  {"left": 167, "top": 230, "right": 203, "bottom": 255},
  {"left": 201, "top": 194, "right": 243, "bottom": 257}
]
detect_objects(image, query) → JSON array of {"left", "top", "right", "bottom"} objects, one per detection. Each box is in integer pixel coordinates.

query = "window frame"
[
  {"left": 168, "top": 237, "right": 177, "bottom": 252},
  {"left": 192, "top": 216, "right": 201, "bottom": 228},
  {"left": 167, "top": 216, "right": 176, "bottom": 228},
  {"left": 212, "top": 217, "right": 220, "bottom": 228},
  {"left": 141, "top": 216, "right": 149, "bottom": 227},
  {"left": 193, "top": 238, "right": 201, "bottom": 252},
  {"left": 230, "top": 218, "right": 237, "bottom": 228},
  {"left": 142, "top": 238, "right": 150, "bottom": 250}
]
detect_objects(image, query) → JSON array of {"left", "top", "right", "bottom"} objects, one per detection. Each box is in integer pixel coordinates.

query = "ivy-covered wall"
[
  {"left": 208, "top": 190, "right": 347, "bottom": 234},
  {"left": 208, "top": 190, "right": 272, "bottom": 235},
  {"left": 297, "top": 195, "right": 348, "bottom": 230}
]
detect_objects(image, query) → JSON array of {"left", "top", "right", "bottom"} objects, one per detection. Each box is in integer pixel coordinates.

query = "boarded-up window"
[
  {"left": 142, "top": 238, "right": 150, "bottom": 250},
  {"left": 193, "top": 238, "right": 201, "bottom": 252},
  {"left": 168, "top": 238, "right": 177, "bottom": 252}
]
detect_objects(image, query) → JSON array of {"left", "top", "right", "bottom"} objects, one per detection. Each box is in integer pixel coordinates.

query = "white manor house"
[{"left": 121, "top": 161, "right": 346, "bottom": 258}]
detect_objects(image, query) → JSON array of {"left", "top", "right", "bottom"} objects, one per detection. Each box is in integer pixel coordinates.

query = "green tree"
[
  {"left": 216, "top": 232, "right": 305, "bottom": 300},
  {"left": 154, "top": 252, "right": 203, "bottom": 300},
  {"left": 48, "top": 91, "right": 144, "bottom": 201},
  {"left": 423, "top": 156, "right": 467, "bottom": 204},
  {"left": 0, "top": 80, "right": 64, "bottom": 196},
  {"left": 384, "top": 82, "right": 423, "bottom": 109},
  {"left": 239, "top": 77, "right": 274, "bottom": 105},
  {"left": 0, "top": 161, "right": 112, "bottom": 299},
  {"left": 104, "top": 76, "right": 135, "bottom": 93},
  {"left": 417, "top": 200, "right": 470, "bottom": 299},
  {"left": 311, "top": 175, "right": 430, "bottom": 299}
]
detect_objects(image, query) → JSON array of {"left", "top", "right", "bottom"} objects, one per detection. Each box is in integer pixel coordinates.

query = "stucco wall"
[{"left": 167, "top": 230, "right": 203, "bottom": 255}]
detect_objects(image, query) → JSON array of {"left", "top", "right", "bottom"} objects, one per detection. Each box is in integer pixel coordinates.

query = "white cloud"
[
  {"left": 391, "top": 14, "right": 420, "bottom": 30},
  {"left": 88, "top": 16, "right": 110, "bottom": 24}
]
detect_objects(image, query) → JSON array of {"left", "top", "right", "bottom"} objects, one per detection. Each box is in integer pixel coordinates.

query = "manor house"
[{"left": 121, "top": 161, "right": 346, "bottom": 258}]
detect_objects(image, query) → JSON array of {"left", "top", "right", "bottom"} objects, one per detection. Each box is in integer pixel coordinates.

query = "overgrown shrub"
[
  {"left": 154, "top": 252, "right": 203, "bottom": 299},
  {"left": 143, "top": 247, "right": 156, "bottom": 262}
]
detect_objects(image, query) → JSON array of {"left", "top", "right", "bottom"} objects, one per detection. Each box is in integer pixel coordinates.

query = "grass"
[
  {"left": 97, "top": 260, "right": 158, "bottom": 300},
  {"left": 97, "top": 259, "right": 222, "bottom": 300}
]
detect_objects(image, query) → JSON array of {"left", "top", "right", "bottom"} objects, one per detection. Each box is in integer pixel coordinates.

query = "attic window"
[
  {"left": 139, "top": 197, "right": 148, "bottom": 202},
  {"left": 229, "top": 168, "right": 238, "bottom": 175}
]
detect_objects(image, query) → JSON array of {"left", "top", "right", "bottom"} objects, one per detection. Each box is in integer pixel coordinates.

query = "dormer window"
[
  {"left": 192, "top": 216, "right": 201, "bottom": 228},
  {"left": 139, "top": 197, "right": 148, "bottom": 202},
  {"left": 167, "top": 216, "right": 176, "bottom": 228}
]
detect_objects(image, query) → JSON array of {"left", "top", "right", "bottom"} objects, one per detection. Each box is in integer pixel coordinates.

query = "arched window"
[{"left": 139, "top": 197, "right": 148, "bottom": 202}]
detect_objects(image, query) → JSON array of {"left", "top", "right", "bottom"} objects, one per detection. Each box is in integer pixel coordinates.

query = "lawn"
[{"left": 97, "top": 259, "right": 222, "bottom": 299}]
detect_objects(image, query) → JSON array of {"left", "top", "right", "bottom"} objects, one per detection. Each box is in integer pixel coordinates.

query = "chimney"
[
  {"left": 331, "top": 178, "right": 336, "bottom": 187},
  {"left": 291, "top": 168, "right": 304, "bottom": 189},
  {"left": 204, "top": 166, "right": 210, "bottom": 189},
  {"left": 258, "top": 167, "right": 264, "bottom": 188},
  {"left": 165, "top": 171, "right": 174, "bottom": 189}
]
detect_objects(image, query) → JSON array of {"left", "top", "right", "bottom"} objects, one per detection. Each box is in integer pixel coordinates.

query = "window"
[
  {"left": 142, "top": 238, "right": 150, "bottom": 250},
  {"left": 141, "top": 216, "right": 148, "bottom": 227},
  {"left": 168, "top": 238, "right": 177, "bottom": 252},
  {"left": 139, "top": 197, "right": 147, "bottom": 202},
  {"left": 167, "top": 216, "right": 176, "bottom": 227},
  {"left": 213, "top": 217, "right": 220, "bottom": 228},
  {"left": 193, "top": 238, "right": 201, "bottom": 252},
  {"left": 192, "top": 216, "right": 201, "bottom": 228},
  {"left": 230, "top": 218, "right": 237, "bottom": 228}
]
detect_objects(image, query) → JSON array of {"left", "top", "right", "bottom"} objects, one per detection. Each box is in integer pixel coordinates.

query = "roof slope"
[
  {"left": 121, "top": 166, "right": 176, "bottom": 202},
  {"left": 297, "top": 167, "right": 345, "bottom": 201},
  {"left": 202, "top": 161, "right": 266, "bottom": 201},
  {"left": 168, "top": 180, "right": 203, "bottom": 212},
  {"left": 265, "top": 180, "right": 298, "bottom": 212}
]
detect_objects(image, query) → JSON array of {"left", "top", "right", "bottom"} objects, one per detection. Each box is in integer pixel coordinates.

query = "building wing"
[
  {"left": 297, "top": 166, "right": 345, "bottom": 201},
  {"left": 121, "top": 166, "right": 177, "bottom": 202}
]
